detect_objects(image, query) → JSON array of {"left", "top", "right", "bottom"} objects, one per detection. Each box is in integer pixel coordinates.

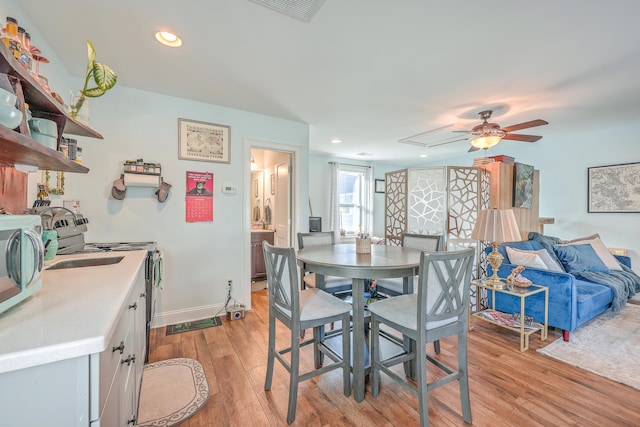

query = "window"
[{"left": 330, "top": 163, "right": 373, "bottom": 237}]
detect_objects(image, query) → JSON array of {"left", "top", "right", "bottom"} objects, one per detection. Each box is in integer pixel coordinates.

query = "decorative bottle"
[{"left": 2, "top": 17, "right": 21, "bottom": 60}]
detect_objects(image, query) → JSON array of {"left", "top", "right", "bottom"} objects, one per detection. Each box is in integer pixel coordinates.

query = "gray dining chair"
[
  {"left": 262, "top": 241, "right": 352, "bottom": 424},
  {"left": 297, "top": 231, "right": 352, "bottom": 295},
  {"left": 369, "top": 248, "right": 475, "bottom": 427},
  {"left": 374, "top": 234, "right": 443, "bottom": 297}
]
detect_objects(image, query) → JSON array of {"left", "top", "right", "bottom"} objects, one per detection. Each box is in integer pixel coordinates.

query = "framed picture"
[
  {"left": 375, "top": 179, "right": 385, "bottom": 194},
  {"left": 178, "top": 118, "right": 231, "bottom": 163},
  {"left": 588, "top": 162, "right": 640, "bottom": 212},
  {"left": 270, "top": 174, "right": 275, "bottom": 195},
  {"left": 513, "top": 162, "right": 534, "bottom": 208}
]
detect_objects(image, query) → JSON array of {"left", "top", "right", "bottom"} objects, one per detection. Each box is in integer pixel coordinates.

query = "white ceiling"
[{"left": 19, "top": 0, "right": 640, "bottom": 165}]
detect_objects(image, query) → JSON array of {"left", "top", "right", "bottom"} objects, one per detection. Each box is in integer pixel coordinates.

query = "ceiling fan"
[{"left": 455, "top": 110, "right": 548, "bottom": 152}]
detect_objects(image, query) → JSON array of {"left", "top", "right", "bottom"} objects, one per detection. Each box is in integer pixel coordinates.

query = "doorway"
[{"left": 250, "top": 148, "right": 293, "bottom": 291}]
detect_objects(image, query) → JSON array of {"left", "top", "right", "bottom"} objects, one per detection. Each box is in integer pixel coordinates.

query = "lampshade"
[
  {"left": 470, "top": 135, "right": 501, "bottom": 149},
  {"left": 472, "top": 209, "right": 521, "bottom": 243}
]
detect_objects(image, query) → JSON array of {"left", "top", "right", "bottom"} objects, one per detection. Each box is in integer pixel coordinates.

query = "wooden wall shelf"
[{"left": 0, "top": 42, "right": 102, "bottom": 173}]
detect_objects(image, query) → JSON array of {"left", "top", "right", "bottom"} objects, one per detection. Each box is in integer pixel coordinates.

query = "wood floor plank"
[{"left": 147, "top": 289, "right": 640, "bottom": 426}]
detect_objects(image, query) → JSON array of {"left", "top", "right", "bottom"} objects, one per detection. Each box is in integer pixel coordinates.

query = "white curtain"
[{"left": 329, "top": 161, "right": 340, "bottom": 241}]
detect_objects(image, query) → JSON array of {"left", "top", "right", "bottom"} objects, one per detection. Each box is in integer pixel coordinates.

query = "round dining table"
[{"left": 296, "top": 243, "right": 422, "bottom": 402}]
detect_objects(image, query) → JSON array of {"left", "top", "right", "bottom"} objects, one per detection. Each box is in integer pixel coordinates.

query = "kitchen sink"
[{"left": 46, "top": 256, "right": 125, "bottom": 270}]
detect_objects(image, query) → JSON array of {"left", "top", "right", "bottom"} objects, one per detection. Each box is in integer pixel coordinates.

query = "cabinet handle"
[
  {"left": 140, "top": 292, "right": 146, "bottom": 298},
  {"left": 129, "top": 302, "right": 137, "bottom": 310},
  {"left": 112, "top": 341, "right": 125, "bottom": 354},
  {"left": 127, "top": 416, "right": 137, "bottom": 425},
  {"left": 121, "top": 355, "right": 136, "bottom": 366}
]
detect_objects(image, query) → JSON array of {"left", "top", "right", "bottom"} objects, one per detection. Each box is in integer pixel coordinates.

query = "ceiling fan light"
[{"left": 471, "top": 135, "right": 501, "bottom": 149}]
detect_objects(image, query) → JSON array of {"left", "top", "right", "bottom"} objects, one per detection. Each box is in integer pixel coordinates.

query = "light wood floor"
[{"left": 148, "top": 290, "right": 640, "bottom": 426}]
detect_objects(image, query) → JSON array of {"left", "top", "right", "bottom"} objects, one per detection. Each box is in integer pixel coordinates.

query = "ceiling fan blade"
[
  {"left": 502, "top": 119, "right": 548, "bottom": 133},
  {"left": 502, "top": 133, "right": 543, "bottom": 142},
  {"left": 468, "top": 145, "right": 480, "bottom": 153}
]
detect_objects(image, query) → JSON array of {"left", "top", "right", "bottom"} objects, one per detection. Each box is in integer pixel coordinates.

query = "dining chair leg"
[
  {"left": 313, "top": 325, "right": 325, "bottom": 369},
  {"left": 341, "top": 312, "right": 351, "bottom": 396},
  {"left": 417, "top": 332, "right": 429, "bottom": 427},
  {"left": 264, "top": 314, "right": 276, "bottom": 391},
  {"left": 459, "top": 331, "right": 472, "bottom": 423},
  {"left": 370, "top": 316, "right": 381, "bottom": 397},
  {"left": 287, "top": 327, "right": 301, "bottom": 424}
]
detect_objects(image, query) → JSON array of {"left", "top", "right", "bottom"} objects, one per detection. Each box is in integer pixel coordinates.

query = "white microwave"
[{"left": 0, "top": 215, "right": 45, "bottom": 314}]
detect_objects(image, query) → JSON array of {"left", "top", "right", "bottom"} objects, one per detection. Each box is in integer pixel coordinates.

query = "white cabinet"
[{"left": 0, "top": 261, "right": 146, "bottom": 427}]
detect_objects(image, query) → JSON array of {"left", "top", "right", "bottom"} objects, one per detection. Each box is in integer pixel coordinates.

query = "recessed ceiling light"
[
  {"left": 330, "top": 138, "right": 341, "bottom": 144},
  {"left": 155, "top": 31, "right": 182, "bottom": 47},
  {"left": 419, "top": 154, "right": 428, "bottom": 158}
]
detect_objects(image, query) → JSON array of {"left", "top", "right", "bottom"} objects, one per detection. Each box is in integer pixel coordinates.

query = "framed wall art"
[
  {"left": 588, "top": 162, "right": 640, "bottom": 213},
  {"left": 178, "top": 118, "right": 231, "bottom": 163},
  {"left": 375, "top": 179, "right": 386, "bottom": 194},
  {"left": 513, "top": 162, "right": 534, "bottom": 208}
]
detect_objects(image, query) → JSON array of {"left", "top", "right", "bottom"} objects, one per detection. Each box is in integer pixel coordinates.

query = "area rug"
[
  {"left": 538, "top": 304, "right": 640, "bottom": 390},
  {"left": 136, "top": 358, "right": 210, "bottom": 427},
  {"left": 166, "top": 317, "right": 222, "bottom": 335}
]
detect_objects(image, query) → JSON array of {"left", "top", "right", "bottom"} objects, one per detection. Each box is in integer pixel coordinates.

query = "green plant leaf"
[
  {"left": 86, "top": 39, "right": 96, "bottom": 67},
  {"left": 92, "top": 62, "right": 117, "bottom": 91},
  {"left": 83, "top": 87, "right": 106, "bottom": 98}
]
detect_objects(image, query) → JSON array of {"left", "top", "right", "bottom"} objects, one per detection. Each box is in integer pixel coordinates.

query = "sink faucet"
[{"left": 37, "top": 206, "right": 79, "bottom": 229}]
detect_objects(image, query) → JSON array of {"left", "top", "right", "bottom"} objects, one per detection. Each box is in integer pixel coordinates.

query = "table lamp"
[{"left": 472, "top": 209, "right": 521, "bottom": 289}]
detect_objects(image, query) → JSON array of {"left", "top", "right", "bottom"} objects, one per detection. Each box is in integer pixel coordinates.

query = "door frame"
[{"left": 243, "top": 138, "right": 301, "bottom": 310}]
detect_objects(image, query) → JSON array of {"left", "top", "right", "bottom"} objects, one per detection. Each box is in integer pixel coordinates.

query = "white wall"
[
  {"left": 311, "top": 129, "right": 640, "bottom": 272},
  {"left": 5, "top": 0, "right": 309, "bottom": 325}
]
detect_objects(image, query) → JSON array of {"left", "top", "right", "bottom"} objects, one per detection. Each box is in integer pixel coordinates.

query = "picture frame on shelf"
[
  {"left": 178, "top": 118, "right": 231, "bottom": 164},
  {"left": 588, "top": 162, "right": 640, "bottom": 213},
  {"left": 375, "top": 179, "right": 385, "bottom": 194}
]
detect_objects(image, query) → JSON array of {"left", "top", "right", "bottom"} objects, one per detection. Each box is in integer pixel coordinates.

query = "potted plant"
[{"left": 69, "top": 39, "right": 117, "bottom": 122}]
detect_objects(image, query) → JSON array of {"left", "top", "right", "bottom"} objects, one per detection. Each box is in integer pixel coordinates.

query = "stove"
[{"left": 76, "top": 241, "right": 157, "bottom": 253}]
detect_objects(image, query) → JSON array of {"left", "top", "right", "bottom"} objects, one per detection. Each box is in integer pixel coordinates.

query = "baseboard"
[{"left": 152, "top": 303, "right": 227, "bottom": 328}]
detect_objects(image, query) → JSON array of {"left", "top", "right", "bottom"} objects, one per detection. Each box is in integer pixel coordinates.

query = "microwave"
[{"left": 0, "top": 215, "right": 45, "bottom": 314}]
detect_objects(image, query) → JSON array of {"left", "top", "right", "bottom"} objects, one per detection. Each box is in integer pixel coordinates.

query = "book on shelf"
[
  {"left": 488, "top": 154, "right": 515, "bottom": 164},
  {"left": 475, "top": 310, "right": 542, "bottom": 330}
]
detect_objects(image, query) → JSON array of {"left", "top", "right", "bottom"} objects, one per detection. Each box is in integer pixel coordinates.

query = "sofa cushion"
[
  {"left": 506, "top": 246, "right": 565, "bottom": 272},
  {"left": 560, "top": 235, "right": 622, "bottom": 271},
  {"left": 575, "top": 279, "right": 613, "bottom": 325},
  {"left": 553, "top": 244, "right": 609, "bottom": 273}
]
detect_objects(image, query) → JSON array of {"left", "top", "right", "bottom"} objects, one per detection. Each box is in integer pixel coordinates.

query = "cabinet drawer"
[{"left": 92, "top": 295, "right": 135, "bottom": 420}]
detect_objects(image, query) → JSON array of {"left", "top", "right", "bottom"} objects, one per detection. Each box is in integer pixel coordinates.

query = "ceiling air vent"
[{"left": 250, "top": 0, "right": 326, "bottom": 22}]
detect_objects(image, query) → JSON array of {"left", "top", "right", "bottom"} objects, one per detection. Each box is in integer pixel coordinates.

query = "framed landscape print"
[
  {"left": 513, "top": 162, "right": 534, "bottom": 208},
  {"left": 588, "top": 162, "right": 640, "bottom": 212},
  {"left": 178, "top": 118, "right": 231, "bottom": 163}
]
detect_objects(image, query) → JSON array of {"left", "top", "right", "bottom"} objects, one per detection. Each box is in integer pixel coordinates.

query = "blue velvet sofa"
[{"left": 486, "top": 240, "right": 632, "bottom": 342}]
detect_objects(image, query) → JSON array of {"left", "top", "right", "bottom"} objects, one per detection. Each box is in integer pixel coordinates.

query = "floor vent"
[{"left": 250, "top": 0, "right": 326, "bottom": 22}]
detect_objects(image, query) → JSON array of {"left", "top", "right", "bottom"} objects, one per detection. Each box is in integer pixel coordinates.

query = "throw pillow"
[
  {"left": 552, "top": 244, "right": 609, "bottom": 273},
  {"left": 559, "top": 235, "right": 622, "bottom": 271},
  {"left": 505, "top": 247, "right": 548, "bottom": 270},
  {"left": 506, "top": 246, "right": 565, "bottom": 272}
]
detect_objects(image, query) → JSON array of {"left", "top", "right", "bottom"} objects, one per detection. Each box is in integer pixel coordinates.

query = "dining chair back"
[
  {"left": 297, "top": 232, "right": 352, "bottom": 294},
  {"left": 375, "top": 234, "right": 442, "bottom": 296},
  {"left": 369, "top": 248, "right": 475, "bottom": 427},
  {"left": 262, "top": 242, "right": 352, "bottom": 424}
]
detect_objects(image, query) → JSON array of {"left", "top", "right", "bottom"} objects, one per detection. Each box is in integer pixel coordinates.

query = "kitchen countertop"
[{"left": 0, "top": 250, "right": 147, "bottom": 375}]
